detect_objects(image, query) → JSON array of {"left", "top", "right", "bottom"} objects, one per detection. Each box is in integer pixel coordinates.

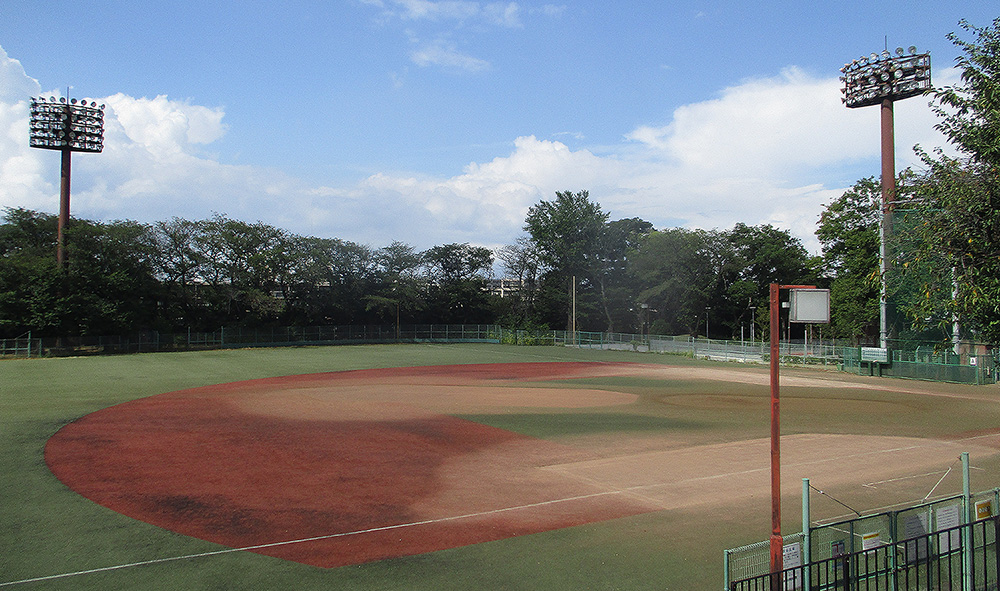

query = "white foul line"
[{"left": 0, "top": 488, "right": 626, "bottom": 588}]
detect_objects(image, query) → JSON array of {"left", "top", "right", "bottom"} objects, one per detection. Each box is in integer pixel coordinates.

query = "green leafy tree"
[
  {"left": 152, "top": 217, "right": 206, "bottom": 328},
  {"left": 816, "top": 177, "right": 881, "bottom": 342},
  {"left": 932, "top": 18, "right": 1000, "bottom": 167},
  {"left": 630, "top": 228, "right": 718, "bottom": 336},
  {"left": 65, "top": 218, "right": 161, "bottom": 335},
  {"left": 0, "top": 208, "right": 160, "bottom": 336},
  {"left": 524, "top": 190, "right": 608, "bottom": 280},
  {"left": 421, "top": 243, "right": 494, "bottom": 323},
  {"left": 370, "top": 241, "right": 424, "bottom": 324},
  {"left": 286, "top": 236, "right": 378, "bottom": 325},
  {"left": 495, "top": 237, "right": 541, "bottom": 326},
  {"left": 596, "top": 217, "right": 654, "bottom": 331},
  {"left": 901, "top": 18, "right": 1000, "bottom": 343},
  {"left": 193, "top": 215, "right": 291, "bottom": 325},
  {"left": 720, "top": 223, "right": 816, "bottom": 339},
  {"left": 629, "top": 224, "right": 815, "bottom": 338},
  {"left": 0, "top": 208, "right": 60, "bottom": 337},
  {"left": 523, "top": 190, "right": 609, "bottom": 330}
]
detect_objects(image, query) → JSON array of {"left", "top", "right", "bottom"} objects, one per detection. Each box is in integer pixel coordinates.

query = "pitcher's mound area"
[{"left": 45, "top": 362, "right": 658, "bottom": 567}]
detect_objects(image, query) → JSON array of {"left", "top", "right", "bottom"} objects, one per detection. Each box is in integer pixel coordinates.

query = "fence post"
[
  {"left": 723, "top": 548, "right": 731, "bottom": 591},
  {"left": 802, "top": 478, "right": 811, "bottom": 591},
  {"left": 963, "top": 451, "right": 972, "bottom": 591}
]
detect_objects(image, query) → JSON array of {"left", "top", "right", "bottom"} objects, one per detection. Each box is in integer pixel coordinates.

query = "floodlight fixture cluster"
[
  {"left": 30, "top": 96, "right": 105, "bottom": 153},
  {"left": 840, "top": 46, "right": 931, "bottom": 108}
]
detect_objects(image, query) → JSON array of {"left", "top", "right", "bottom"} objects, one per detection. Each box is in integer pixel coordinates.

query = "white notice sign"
[
  {"left": 862, "top": 532, "right": 882, "bottom": 550},
  {"left": 860, "top": 347, "right": 889, "bottom": 363},
  {"left": 782, "top": 542, "right": 802, "bottom": 591},
  {"left": 936, "top": 504, "right": 962, "bottom": 552},
  {"left": 903, "top": 512, "right": 930, "bottom": 562}
]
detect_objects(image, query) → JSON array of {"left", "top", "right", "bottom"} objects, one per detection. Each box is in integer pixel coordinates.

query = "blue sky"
[{"left": 0, "top": 1, "right": 995, "bottom": 255}]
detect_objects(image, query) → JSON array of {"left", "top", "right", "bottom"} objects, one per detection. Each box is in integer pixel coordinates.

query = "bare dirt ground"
[{"left": 44, "top": 361, "right": 1000, "bottom": 568}]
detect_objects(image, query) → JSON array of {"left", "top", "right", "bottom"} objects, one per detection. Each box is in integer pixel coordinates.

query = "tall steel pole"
[
  {"left": 58, "top": 140, "right": 71, "bottom": 270},
  {"left": 769, "top": 283, "right": 782, "bottom": 582},
  {"left": 879, "top": 98, "right": 895, "bottom": 348},
  {"left": 768, "top": 285, "right": 826, "bottom": 586},
  {"left": 29, "top": 95, "right": 106, "bottom": 269},
  {"left": 840, "top": 47, "right": 931, "bottom": 347}
]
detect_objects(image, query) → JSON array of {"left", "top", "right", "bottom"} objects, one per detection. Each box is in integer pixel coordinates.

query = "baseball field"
[{"left": 4, "top": 343, "right": 1000, "bottom": 590}]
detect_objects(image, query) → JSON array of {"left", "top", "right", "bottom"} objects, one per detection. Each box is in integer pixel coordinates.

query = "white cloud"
[
  {"left": 627, "top": 67, "right": 871, "bottom": 176},
  {"left": 372, "top": 0, "right": 521, "bottom": 26},
  {"left": 483, "top": 2, "right": 522, "bottom": 27},
  {"left": 0, "top": 46, "right": 48, "bottom": 210},
  {"left": 0, "top": 43, "right": 961, "bottom": 256},
  {"left": 536, "top": 4, "right": 566, "bottom": 17},
  {"left": 367, "top": 0, "right": 530, "bottom": 75},
  {"left": 358, "top": 136, "right": 618, "bottom": 233},
  {"left": 0, "top": 46, "right": 40, "bottom": 102},
  {"left": 614, "top": 66, "right": 959, "bottom": 252},
  {"left": 106, "top": 94, "right": 227, "bottom": 156},
  {"left": 411, "top": 39, "right": 490, "bottom": 71},
  {"left": 396, "top": 0, "right": 480, "bottom": 21}
]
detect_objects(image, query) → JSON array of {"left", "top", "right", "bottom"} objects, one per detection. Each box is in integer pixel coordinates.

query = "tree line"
[
  {"left": 0, "top": 210, "right": 499, "bottom": 337},
  {"left": 0, "top": 201, "right": 818, "bottom": 341},
  {"left": 2, "top": 18, "right": 997, "bottom": 347}
]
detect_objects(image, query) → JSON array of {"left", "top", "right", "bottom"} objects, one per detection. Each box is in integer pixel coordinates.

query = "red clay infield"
[{"left": 45, "top": 362, "right": 658, "bottom": 567}]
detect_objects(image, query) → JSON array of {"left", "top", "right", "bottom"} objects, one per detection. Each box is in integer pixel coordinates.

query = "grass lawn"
[{"left": 3, "top": 343, "right": 999, "bottom": 590}]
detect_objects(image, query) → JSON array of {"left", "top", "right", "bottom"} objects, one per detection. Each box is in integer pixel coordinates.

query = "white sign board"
[
  {"left": 860, "top": 347, "right": 889, "bottom": 363},
  {"left": 903, "top": 511, "right": 930, "bottom": 562},
  {"left": 782, "top": 542, "right": 802, "bottom": 591},
  {"left": 789, "top": 289, "right": 830, "bottom": 324},
  {"left": 862, "top": 532, "right": 882, "bottom": 550},
  {"left": 936, "top": 504, "right": 962, "bottom": 552}
]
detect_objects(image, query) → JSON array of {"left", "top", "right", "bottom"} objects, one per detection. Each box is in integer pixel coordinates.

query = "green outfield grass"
[{"left": 3, "top": 344, "right": 1000, "bottom": 590}]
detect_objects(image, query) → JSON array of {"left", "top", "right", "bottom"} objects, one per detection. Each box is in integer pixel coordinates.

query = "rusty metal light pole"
[
  {"left": 29, "top": 95, "right": 106, "bottom": 270},
  {"left": 840, "top": 47, "right": 931, "bottom": 348},
  {"left": 769, "top": 285, "right": 829, "bottom": 586},
  {"left": 769, "top": 283, "right": 783, "bottom": 582}
]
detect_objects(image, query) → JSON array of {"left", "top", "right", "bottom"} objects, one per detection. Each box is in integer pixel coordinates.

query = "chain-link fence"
[{"left": 2, "top": 326, "right": 996, "bottom": 384}]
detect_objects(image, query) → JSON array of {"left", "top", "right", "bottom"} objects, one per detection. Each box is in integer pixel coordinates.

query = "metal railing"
[{"left": 731, "top": 516, "right": 999, "bottom": 591}]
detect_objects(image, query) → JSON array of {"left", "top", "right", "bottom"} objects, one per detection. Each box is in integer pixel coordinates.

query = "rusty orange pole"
[
  {"left": 768, "top": 283, "right": 817, "bottom": 586},
  {"left": 878, "top": 97, "right": 895, "bottom": 348},
  {"left": 57, "top": 145, "right": 71, "bottom": 270},
  {"left": 769, "top": 283, "right": 782, "bottom": 583}
]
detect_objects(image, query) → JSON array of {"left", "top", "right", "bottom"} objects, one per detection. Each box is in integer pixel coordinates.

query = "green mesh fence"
[
  {"left": 4, "top": 326, "right": 995, "bottom": 384},
  {"left": 726, "top": 489, "right": 1000, "bottom": 589}
]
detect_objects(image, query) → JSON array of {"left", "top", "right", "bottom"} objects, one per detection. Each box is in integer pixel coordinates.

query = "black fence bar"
[{"left": 731, "top": 517, "right": 999, "bottom": 591}]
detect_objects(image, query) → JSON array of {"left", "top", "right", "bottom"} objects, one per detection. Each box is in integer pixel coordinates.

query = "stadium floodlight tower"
[
  {"left": 840, "top": 47, "right": 931, "bottom": 348},
  {"left": 29, "top": 95, "right": 106, "bottom": 270}
]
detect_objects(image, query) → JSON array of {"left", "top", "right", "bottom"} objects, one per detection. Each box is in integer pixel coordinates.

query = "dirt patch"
[
  {"left": 541, "top": 433, "right": 999, "bottom": 511},
  {"left": 44, "top": 362, "right": 653, "bottom": 568},
  {"left": 44, "top": 361, "right": 1000, "bottom": 568},
  {"left": 235, "top": 385, "right": 638, "bottom": 422}
]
